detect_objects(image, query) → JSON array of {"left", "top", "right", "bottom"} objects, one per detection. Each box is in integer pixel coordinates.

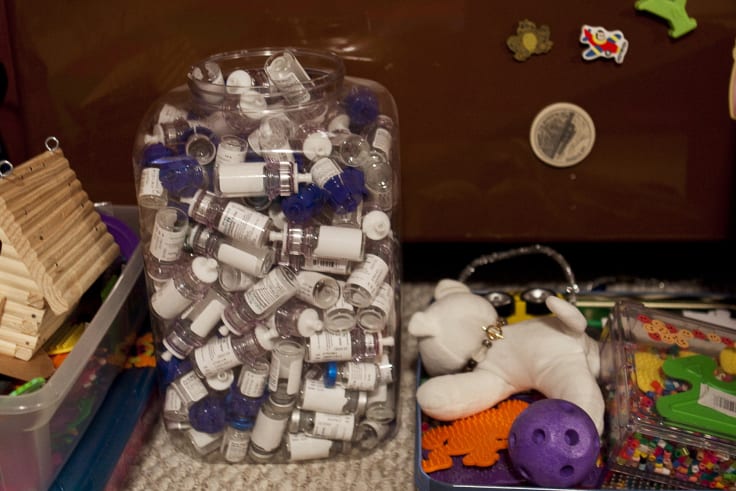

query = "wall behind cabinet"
[{"left": 4, "top": 0, "right": 735, "bottom": 242}]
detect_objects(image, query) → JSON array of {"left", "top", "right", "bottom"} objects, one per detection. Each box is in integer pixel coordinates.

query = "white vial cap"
[
  {"left": 226, "top": 69, "right": 254, "bottom": 94},
  {"left": 190, "top": 297, "right": 228, "bottom": 337},
  {"left": 328, "top": 114, "right": 350, "bottom": 133},
  {"left": 255, "top": 324, "right": 278, "bottom": 351},
  {"left": 380, "top": 336, "right": 395, "bottom": 348},
  {"left": 239, "top": 91, "right": 267, "bottom": 119},
  {"left": 313, "top": 226, "right": 365, "bottom": 262},
  {"left": 206, "top": 369, "right": 235, "bottom": 391},
  {"left": 362, "top": 210, "right": 391, "bottom": 241},
  {"left": 302, "top": 132, "right": 333, "bottom": 161},
  {"left": 297, "top": 309, "right": 323, "bottom": 337},
  {"left": 192, "top": 257, "right": 220, "bottom": 284}
]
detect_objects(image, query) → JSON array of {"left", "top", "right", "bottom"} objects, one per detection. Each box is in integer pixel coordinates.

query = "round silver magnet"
[{"left": 530, "top": 102, "right": 595, "bottom": 168}]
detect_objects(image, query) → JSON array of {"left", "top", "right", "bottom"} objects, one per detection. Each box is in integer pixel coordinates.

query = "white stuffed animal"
[{"left": 410, "top": 279, "right": 605, "bottom": 435}]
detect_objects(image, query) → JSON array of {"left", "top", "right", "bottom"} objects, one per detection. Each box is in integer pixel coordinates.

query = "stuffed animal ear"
[
  {"left": 433, "top": 279, "right": 471, "bottom": 300},
  {"left": 408, "top": 311, "right": 440, "bottom": 339},
  {"left": 546, "top": 296, "right": 588, "bottom": 335}
]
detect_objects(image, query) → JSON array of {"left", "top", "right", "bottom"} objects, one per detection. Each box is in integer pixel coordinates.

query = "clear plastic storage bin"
[{"left": 131, "top": 47, "right": 401, "bottom": 463}]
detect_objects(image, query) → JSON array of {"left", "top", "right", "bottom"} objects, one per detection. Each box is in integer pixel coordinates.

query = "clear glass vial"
[
  {"left": 289, "top": 409, "right": 357, "bottom": 442},
  {"left": 285, "top": 433, "right": 351, "bottom": 462},
  {"left": 187, "top": 223, "right": 274, "bottom": 278},
  {"left": 150, "top": 256, "right": 219, "bottom": 320}
]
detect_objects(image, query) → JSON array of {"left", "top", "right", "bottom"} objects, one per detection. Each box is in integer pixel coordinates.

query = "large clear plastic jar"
[{"left": 132, "top": 47, "right": 401, "bottom": 463}]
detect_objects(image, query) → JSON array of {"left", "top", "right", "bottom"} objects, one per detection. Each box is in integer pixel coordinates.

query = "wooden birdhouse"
[{"left": 0, "top": 144, "right": 119, "bottom": 360}]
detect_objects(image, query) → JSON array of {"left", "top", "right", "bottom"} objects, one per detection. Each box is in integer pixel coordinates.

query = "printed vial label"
[
  {"left": 223, "top": 432, "right": 250, "bottom": 462},
  {"left": 310, "top": 158, "right": 342, "bottom": 188},
  {"left": 218, "top": 202, "right": 270, "bottom": 245},
  {"left": 303, "top": 256, "right": 351, "bottom": 276},
  {"left": 306, "top": 331, "right": 353, "bottom": 363},
  {"left": 175, "top": 371, "right": 209, "bottom": 403},
  {"left": 244, "top": 270, "right": 294, "bottom": 316},
  {"left": 268, "top": 355, "right": 303, "bottom": 395},
  {"left": 139, "top": 167, "right": 165, "bottom": 199},
  {"left": 372, "top": 128, "right": 392, "bottom": 157},
  {"left": 300, "top": 379, "right": 349, "bottom": 414},
  {"left": 149, "top": 221, "right": 186, "bottom": 261},
  {"left": 343, "top": 362, "right": 378, "bottom": 391},
  {"left": 347, "top": 254, "right": 389, "bottom": 299},
  {"left": 215, "top": 136, "right": 248, "bottom": 166},
  {"left": 164, "top": 387, "right": 184, "bottom": 412},
  {"left": 193, "top": 336, "right": 242, "bottom": 377},
  {"left": 251, "top": 411, "right": 288, "bottom": 452},
  {"left": 287, "top": 433, "right": 332, "bottom": 461},
  {"left": 311, "top": 412, "right": 355, "bottom": 441},
  {"left": 370, "top": 283, "right": 394, "bottom": 313},
  {"left": 239, "top": 367, "right": 268, "bottom": 398}
]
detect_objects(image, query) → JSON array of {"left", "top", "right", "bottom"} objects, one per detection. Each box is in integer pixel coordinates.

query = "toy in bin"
[
  {"left": 411, "top": 245, "right": 605, "bottom": 488},
  {"left": 602, "top": 300, "right": 736, "bottom": 490}
]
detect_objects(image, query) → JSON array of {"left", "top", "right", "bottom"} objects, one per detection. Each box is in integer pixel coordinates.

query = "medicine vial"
[
  {"left": 162, "top": 288, "right": 229, "bottom": 360},
  {"left": 256, "top": 115, "right": 295, "bottom": 163},
  {"left": 218, "top": 264, "right": 256, "bottom": 292},
  {"left": 298, "top": 378, "right": 367, "bottom": 415},
  {"left": 269, "top": 221, "right": 365, "bottom": 270},
  {"left": 248, "top": 396, "right": 295, "bottom": 462},
  {"left": 362, "top": 151, "right": 396, "bottom": 213},
  {"left": 323, "top": 281, "right": 356, "bottom": 333},
  {"left": 150, "top": 256, "right": 219, "bottom": 320},
  {"left": 295, "top": 270, "right": 340, "bottom": 309},
  {"left": 153, "top": 117, "right": 191, "bottom": 147},
  {"left": 343, "top": 238, "right": 394, "bottom": 308},
  {"left": 365, "top": 374, "right": 396, "bottom": 424},
  {"left": 187, "top": 224, "right": 274, "bottom": 278},
  {"left": 215, "top": 134, "right": 248, "bottom": 166},
  {"left": 356, "top": 282, "right": 394, "bottom": 333},
  {"left": 170, "top": 369, "right": 209, "bottom": 409},
  {"left": 215, "top": 160, "right": 312, "bottom": 199},
  {"left": 304, "top": 328, "right": 394, "bottom": 363},
  {"left": 323, "top": 357, "right": 394, "bottom": 392},
  {"left": 144, "top": 206, "right": 189, "bottom": 289},
  {"left": 187, "top": 428, "right": 223, "bottom": 456},
  {"left": 268, "top": 298, "right": 323, "bottom": 338},
  {"left": 192, "top": 325, "right": 278, "bottom": 378},
  {"left": 188, "top": 369, "right": 233, "bottom": 434},
  {"left": 185, "top": 129, "right": 217, "bottom": 166},
  {"left": 300, "top": 128, "right": 333, "bottom": 162},
  {"left": 185, "top": 189, "right": 273, "bottom": 249},
  {"left": 220, "top": 266, "right": 299, "bottom": 336},
  {"left": 225, "top": 359, "right": 269, "bottom": 428},
  {"left": 163, "top": 386, "right": 189, "bottom": 423},
  {"left": 264, "top": 49, "right": 312, "bottom": 105},
  {"left": 354, "top": 420, "right": 392, "bottom": 451},
  {"left": 268, "top": 338, "right": 306, "bottom": 404},
  {"left": 289, "top": 409, "right": 357, "bottom": 441},
  {"left": 309, "top": 157, "right": 363, "bottom": 213},
  {"left": 362, "top": 114, "right": 395, "bottom": 161},
  {"left": 361, "top": 208, "right": 392, "bottom": 241},
  {"left": 220, "top": 421, "right": 254, "bottom": 463},
  {"left": 137, "top": 143, "right": 174, "bottom": 242},
  {"left": 285, "top": 433, "right": 351, "bottom": 462},
  {"left": 331, "top": 132, "right": 372, "bottom": 168}
]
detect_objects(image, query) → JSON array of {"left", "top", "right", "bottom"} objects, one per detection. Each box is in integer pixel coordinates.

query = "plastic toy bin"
[
  {"left": 0, "top": 206, "right": 147, "bottom": 491},
  {"left": 601, "top": 300, "right": 736, "bottom": 490}
]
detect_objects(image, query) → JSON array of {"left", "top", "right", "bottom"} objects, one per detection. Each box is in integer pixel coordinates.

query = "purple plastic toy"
[{"left": 507, "top": 398, "right": 600, "bottom": 488}]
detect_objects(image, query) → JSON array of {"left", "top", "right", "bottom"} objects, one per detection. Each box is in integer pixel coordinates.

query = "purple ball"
[{"left": 507, "top": 398, "right": 600, "bottom": 488}]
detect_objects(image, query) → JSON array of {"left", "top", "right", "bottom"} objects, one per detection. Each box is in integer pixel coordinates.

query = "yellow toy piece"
[{"left": 719, "top": 347, "right": 736, "bottom": 375}]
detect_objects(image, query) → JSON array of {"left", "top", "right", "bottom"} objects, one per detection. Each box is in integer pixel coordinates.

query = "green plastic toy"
[
  {"left": 635, "top": 0, "right": 697, "bottom": 39},
  {"left": 656, "top": 354, "right": 736, "bottom": 438}
]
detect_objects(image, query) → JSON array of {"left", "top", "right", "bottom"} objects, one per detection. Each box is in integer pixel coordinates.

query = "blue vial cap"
[
  {"left": 229, "top": 419, "right": 255, "bottom": 432},
  {"left": 343, "top": 86, "right": 379, "bottom": 131},
  {"left": 149, "top": 155, "right": 208, "bottom": 198},
  {"left": 324, "top": 361, "right": 338, "bottom": 387},
  {"left": 281, "top": 184, "right": 326, "bottom": 223},
  {"left": 189, "top": 397, "right": 227, "bottom": 434},
  {"left": 323, "top": 175, "right": 362, "bottom": 213},
  {"left": 142, "top": 143, "right": 175, "bottom": 164},
  {"left": 158, "top": 356, "right": 192, "bottom": 387}
]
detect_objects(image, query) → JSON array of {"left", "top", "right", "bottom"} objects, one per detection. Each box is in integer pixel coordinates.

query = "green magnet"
[
  {"left": 635, "top": 0, "right": 697, "bottom": 39},
  {"left": 656, "top": 354, "right": 736, "bottom": 438}
]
